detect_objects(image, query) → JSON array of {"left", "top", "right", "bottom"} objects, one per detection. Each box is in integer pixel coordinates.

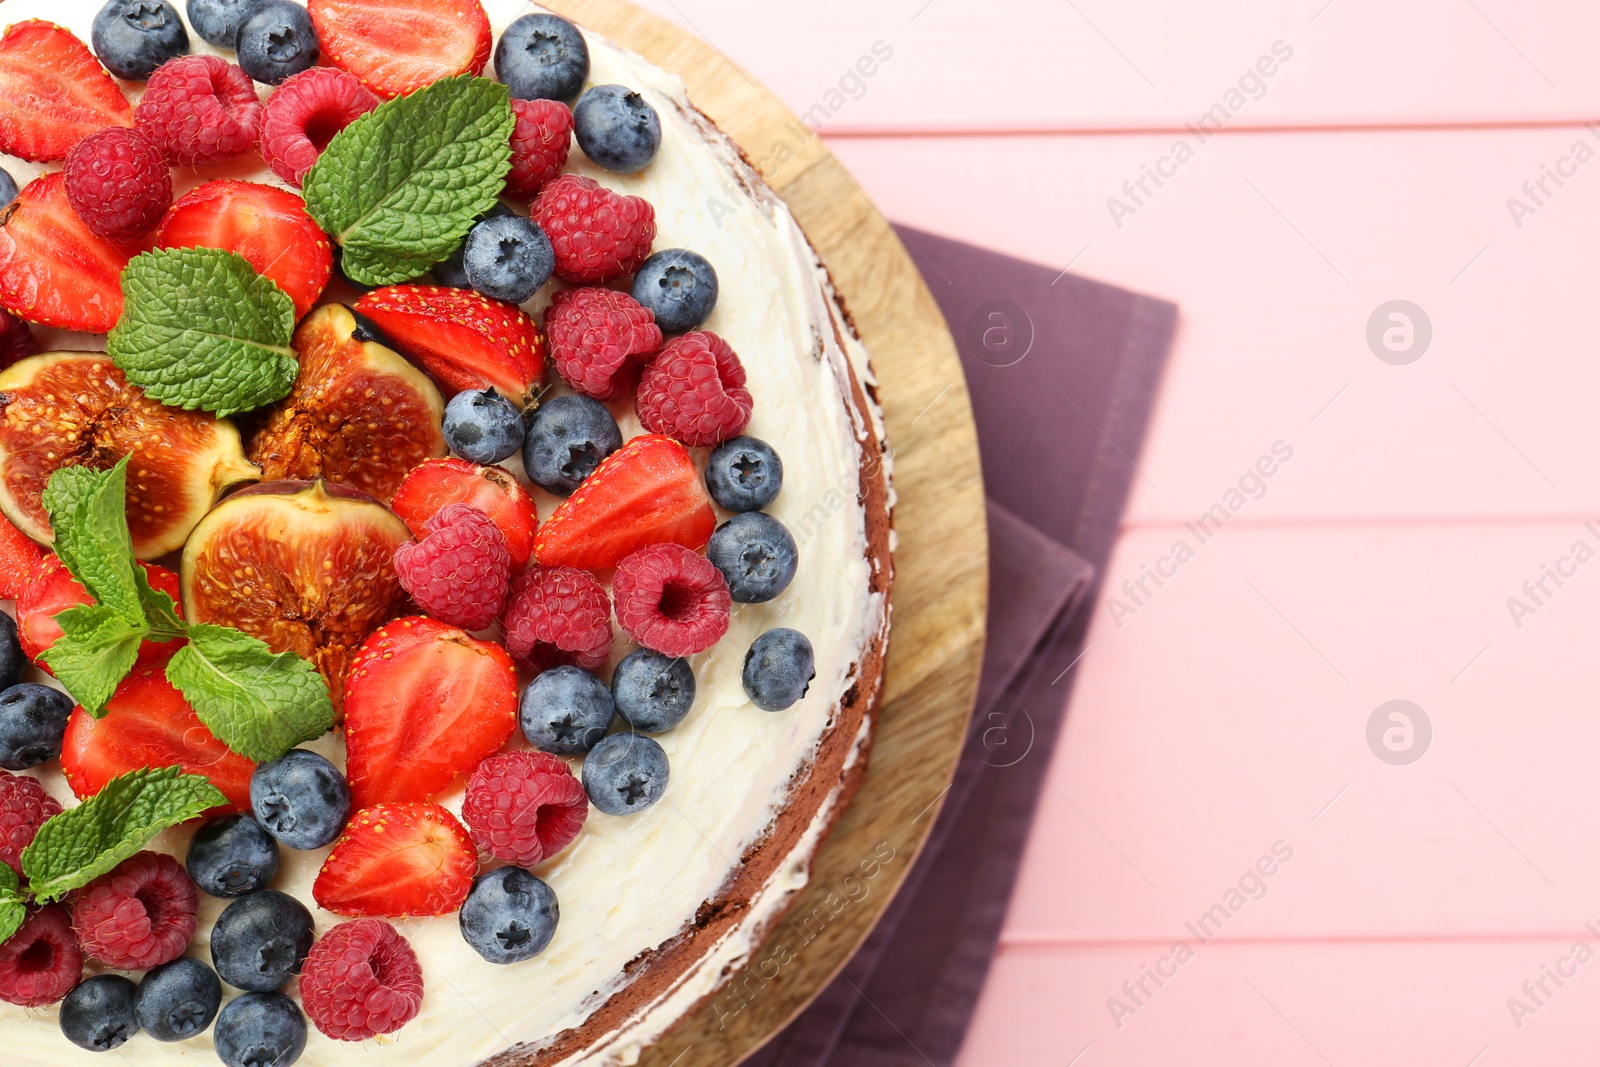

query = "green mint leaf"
[
  {"left": 165, "top": 625, "right": 334, "bottom": 763},
  {"left": 108, "top": 247, "right": 298, "bottom": 418},
  {"left": 303, "top": 75, "right": 514, "bottom": 287},
  {"left": 37, "top": 605, "right": 144, "bottom": 717},
  {"left": 134, "top": 565, "right": 186, "bottom": 643},
  {"left": 40, "top": 459, "right": 142, "bottom": 621},
  {"left": 0, "top": 865, "right": 25, "bottom": 943},
  {"left": 21, "top": 767, "right": 226, "bottom": 902}
]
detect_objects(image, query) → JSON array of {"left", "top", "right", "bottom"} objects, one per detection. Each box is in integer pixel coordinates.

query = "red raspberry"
[
  {"left": 300, "top": 919, "right": 424, "bottom": 1041},
  {"left": 0, "top": 905, "right": 80, "bottom": 1007},
  {"left": 261, "top": 67, "right": 380, "bottom": 187},
  {"left": 393, "top": 503, "right": 510, "bottom": 631},
  {"left": 62, "top": 127, "right": 172, "bottom": 242},
  {"left": 635, "top": 331, "right": 753, "bottom": 446},
  {"left": 505, "top": 98, "right": 573, "bottom": 201},
  {"left": 70, "top": 851, "right": 197, "bottom": 970},
  {"left": 461, "top": 751, "right": 586, "bottom": 866},
  {"left": 0, "top": 309, "right": 35, "bottom": 370},
  {"left": 613, "top": 544, "right": 730, "bottom": 657},
  {"left": 544, "top": 287, "right": 662, "bottom": 402},
  {"left": 532, "top": 174, "right": 656, "bottom": 284},
  {"left": 0, "top": 771, "right": 60, "bottom": 875},
  {"left": 502, "top": 565, "right": 612, "bottom": 675},
  {"left": 134, "top": 55, "right": 263, "bottom": 165}
]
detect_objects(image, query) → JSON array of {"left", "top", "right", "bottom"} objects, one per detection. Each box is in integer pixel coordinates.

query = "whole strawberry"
[
  {"left": 63, "top": 127, "right": 172, "bottom": 242},
  {"left": 543, "top": 287, "right": 661, "bottom": 402},
  {"left": 532, "top": 174, "right": 655, "bottom": 284},
  {"left": 134, "top": 55, "right": 264, "bottom": 165},
  {"left": 505, "top": 98, "right": 573, "bottom": 201},
  {"left": 393, "top": 503, "right": 510, "bottom": 631},
  {"left": 461, "top": 751, "right": 586, "bottom": 866}
]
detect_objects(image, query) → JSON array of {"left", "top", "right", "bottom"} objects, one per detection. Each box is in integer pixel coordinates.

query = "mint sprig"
[
  {"left": 38, "top": 606, "right": 144, "bottom": 717},
  {"left": 108, "top": 247, "right": 298, "bottom": 418},
  {"left": 0, "top": 865, "right": 26, "bottom": 943},
  {"left": 167, "top": 626, "right": 334, "bottom": 764},
  {"left": 303, "top": 75, "right": 514, "bottom": 287}
]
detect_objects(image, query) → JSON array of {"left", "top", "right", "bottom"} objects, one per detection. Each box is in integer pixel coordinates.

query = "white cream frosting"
[{"left": 0, "top": 3, "right": 888, "bottom": 1065}]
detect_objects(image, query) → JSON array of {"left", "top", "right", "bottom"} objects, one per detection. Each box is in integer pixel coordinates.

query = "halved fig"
[
  {"left": 180, "top": 479, "right": 413, "bottom": 704},
  {"left": 248, "top": 304, "right": 447, "bottom": 503},
  {"left": 0, "top": 353, "right": 260, "bottom": 558},
  {"left": 20, "top": 555, "right": 186, "bottom": 669}
]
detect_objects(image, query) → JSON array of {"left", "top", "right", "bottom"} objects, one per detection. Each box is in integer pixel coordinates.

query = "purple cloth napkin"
[{"left": 744, "top": 227, "right": 1177, "bottom": 1066}]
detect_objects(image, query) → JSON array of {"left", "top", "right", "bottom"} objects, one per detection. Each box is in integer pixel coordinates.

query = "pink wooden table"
[{"left": 636, "top": 2, "right": 1600, "bottom": 1062}]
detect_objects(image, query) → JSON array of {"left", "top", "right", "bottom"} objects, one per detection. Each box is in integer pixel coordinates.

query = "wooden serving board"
[{"left": 543, "top": 1, "right": 989, "bottom": 1062}]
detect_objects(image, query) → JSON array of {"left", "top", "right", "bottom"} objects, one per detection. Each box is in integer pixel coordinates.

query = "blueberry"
[
  {"left": 582, "top": 732, "right": 668, "bottom": 815},
  {"left": 214, "top": 992, "right": 307, "bottom": 1067},
  {"left": 186, "top": 814, "right": 280, "bottom": 898},
  {"left": 61, "top": 974, "right": 140, "bottom": 1052},
  {"left": 742, "top": 628, "right": 814, "bottom": 712},
  {"left": 0, "top": 613, "right": 23, "bottom": 690},
  {"left": 0, "top": 684, "right": 72, "bottom": 770},
  {"left": 134, "top": 957, "right": 221, "bottom": 1041},
  {"left": 210, "top": 889, "right": 315, "bottom": 992},
  {"left": 706, "top": 512, "right": 798, "bottom": 603},
  {"left": 235, "top": 0, "right": 318, "bottom": 86},
  {"left": 611, "top": 649, "right": 695, "bottom": 733},
  {"left": 432, "top": 202, "right": 515, "bottom": 288},
  {"left": 186, "top": 0, "right": 262, "bottom": 47},
  {"left": 0, "top": 168, "right": 17, "bottom": 211},
  {"left": 631, "top": 249, "right": 717, "bottom": 334},
  {"left": 442, "top": 389, "right": 526, "bottom": 465},
  {"left": 520, "top": 665, "right": 615, "bottom": 756},
  {"left": 704, "top": 436, "right": 782, "bottom": 513},
  {"left": 459, "top": 866, "right": 559, "bottom": 964},
  {"left": 92, "top": 0, "right": 189, "bottom": 80},
  {"left": 495, "top": 13, "right": 589, "bottom": 104},
  {"left": 462, "top": 214, "right": 554, "bottom": 304},
  {"left": 521, "top": 394, "right": 622, "bottom": 496},
  {"left": 250, "top": 749, "right": 350, "bottom": 850},
  {"left": 573, "top": 85, "right": 661, "bottom": 173}
]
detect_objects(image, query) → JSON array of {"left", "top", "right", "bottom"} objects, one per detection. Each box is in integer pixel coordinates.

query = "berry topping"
[
  {"left": 502, "top": 565, "right": 612, "bottom": 676},
  {"left": 209, "top": 889, "right": 315, "bottom": 992},
  {"left": 314, "top": 802, "right": 475, "bottom": 918},
  {"left": 632, "top": 248, "right": 719, "bottom": 335},
  {"left": 582, "top": 733, "right": 668, "bottom": 816},
  {"left": 134, "top": 956, "right": 221, "bottom": 1041},
  {"left": 543, "top": 286, "right": 662, "bottom": 402},
  {"left": 186, "top": 0, "right": 264, "bottom": 47},
  {"left": 92, "top": 0, "right": 190, "bottom": 81},
  {"left": 0, "top": 172, "right": 137, "bottom": 333},
  {"left": 250, "top": 749, "right": 351, "bottom": 851},
  {"left": 0, "top": 905, "right": 82, "bottom": 1007},
  {"left": 157, "top": 180, "right": 333, "bottom": 319},
  {"left": 63, "top": 127, "right": 171, "bottom": 243},
  {"left": 430, "top": 202, "right": 512, "bottom": 289},
  {"left": 0, "top": 617, "right": 18, "bottom": 690},
  {"left": 705, "top": 435, "right": 783, "bottom": 513},
  {"left": 71, "top": 850, "right": 198, "bottom": 971},
  {"left": 443, "top": 389, "right": 526, "bottom": 466},
  {"left": 0, "top": 684, "right": 72, "bottom": 771},
  {"left": 573, "top": 84, "right": 661, "bottom": 174},
  {"left": 355, "top": 285, "right": 546, "bottom": 406},
  {"left": 0, "top": 769, "right": 60, "bottom": 873},
  {"left": 393, "top": 504, "right": 512, "bottom": 630},
  {"left": 236, "top": 0, "right": 321, "bottom": 86},
  {"left": 612, "top": 543, "right": 732, "bottom": 658},
  {"left": 215, "top": 992, "right": 308, "bottom": 1067},
  {"left": 495, "top": 13, "right": 589, "bottom": 104},
  {"left": 535, "top": 434, "right": 714, "bottom": 570},
  {"left": 20, "top": 557, "right": 185, "bottom": 673},
  {"left": 742, "top": 628, "right": 815, "bottom": 712},
  {"left": 506, "top": 98, "right": 573, "bottom": 200},
  {"left": 533, "top": 174, "right": 656, "bottom": 284},
  {"left": 134, "top": 54, "right": 263, "bottom": 165},
  {"left": 0, "top": 514, "right": 40, "bottom": 600},
  {"left": 462, "top": 213, "right": 554, "bottom": 304},
  {"left": 461, "top": 750, "right": 586, "bottom": 866},
  {"left": 0, "top": 20, "right": 133, "bottom": 163},
  {"left": 522, "top": 394, "right": 622, "bottom": 496},
  {"left": 0, "top": 308, "right": 36, "bottom": 372},
  {"left": 310, "top": 0, "right": 491, "bottom": 99},
  {"left": 186, "top": 814, "right": 280, "bottom": 898},
  {"left": 612, "top": 649, "right": 696, "bottom": 733},
  {"left": 260, "top": 67, "right": 380, "bottom": 187},
  {"left": 518, "top": 664, "right": 615, "bottom": 755},
  {"left": 635, "top": 331, "right": 753, "bottom": 446},
  {"left": 344, "top": 616, "right": 518, "bottom": 807},
  {"left": 300, "top": 918, "right": 424, "bottom": 1041},
  {"left": 60, "top": 973, "right": 139, "bottom": 1051},
  {"left": 707, "top": 512, "right": 799, "bottom": 604},
  {"left": 459, "top": 865, "right": 558, "bottom": 965},
  {"left": 392, "top": 458, "right": 538, "bottom": 572}
]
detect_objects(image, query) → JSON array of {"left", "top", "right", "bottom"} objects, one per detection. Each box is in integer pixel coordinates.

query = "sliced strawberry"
[
  {"left": 355, "top": 285, "right": 544, "bottom": 406},
  {"left": 390, "top": 458, "right": 537, "bottom": 571},
  {"left": 17, "top": 555, "right": 185, "bottom": 669},
  {"left": 536, "top": 434, "right": 714, "bottom": 570},
  {"left": 60, "top": 664, "right": 254, "bottom": 813},
  {"left": 0, "top": 512, "right": 41, "bottom": 600},
  {"left": 309, "top": 0, "right": 492, "bottom": 100},
  {"left": 156, "top": 180, "right": 333, "bottom": 320},
  {"left": 314, "top": 801, "right": 476, "bottom": 917},
  {"left": 0, "top": 21, "right": 133, "bottom": 163},
  {"left": 0, "top": 173, "right": 139, "bottom": 333},
  {"left": 344, "top": 616, "right": 517, "bottom": 809}
]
